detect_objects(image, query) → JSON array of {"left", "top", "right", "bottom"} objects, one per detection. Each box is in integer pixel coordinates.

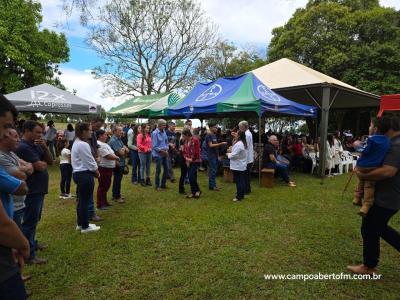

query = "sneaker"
[
  {"left": 59, "top": 193, "right": 68, "bottom": 199},
  {"left": 288, "top": 181, "right": 296, "bottom": 187},
  {"left": 209, "top": 187, "right": 221, "bottom": 191},
  {"left": 81, "top": 225, "right": 101, "bottom": 233},
  {"left": 232, "top": 198, "right": 241, "bottom": 202},
  {"left": 27, "top": 256, "right": 47, "bottom": 265},
  {"left": 347, "top": 264, "right": 377, "bottom": 275},
  {"left": 76, "top": 223, "right": 97, "bottom": 231},
  {"left": 68, "top": 194, "right": 76, "bottom": 198},
  {"left": 90, "top": 215, "right": 104, "bottom": 221}
]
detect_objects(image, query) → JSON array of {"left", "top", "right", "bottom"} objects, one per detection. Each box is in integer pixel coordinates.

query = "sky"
[{"left": 39, "top": 0, "right": 400, "bottom": 111}]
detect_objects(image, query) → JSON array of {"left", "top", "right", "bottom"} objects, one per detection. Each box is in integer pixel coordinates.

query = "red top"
[
  {"left": 137, "top": 133, "right": 152, "bottom": 153},
  {"left": 293, "top": 143, "right": 303, "bottom": 156},
  {"left": 183, "top": 136, "right": 201, "bottom": 163}
]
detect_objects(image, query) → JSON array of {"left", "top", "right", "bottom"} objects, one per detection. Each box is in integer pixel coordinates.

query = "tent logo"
[
  {"left": 257, "top": 85, "right": 281, "bottom": 102},
  {"left": 89, "top": 105, "right": 97, "bottom": 113},
  {"left": 195, "top": 84, "right": 222, "bottom": 102}
]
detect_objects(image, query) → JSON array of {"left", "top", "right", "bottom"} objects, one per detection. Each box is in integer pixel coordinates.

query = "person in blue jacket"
[{"left": 353, "top": 118, "right": 390, "bottom": 217}]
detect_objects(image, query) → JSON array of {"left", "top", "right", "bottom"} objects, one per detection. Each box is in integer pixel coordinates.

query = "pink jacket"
[{"left": 137, "top": 133, "right": 152, "bottom": 153}]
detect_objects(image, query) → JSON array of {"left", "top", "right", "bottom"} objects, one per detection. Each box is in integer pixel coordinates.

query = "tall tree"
[
  {"left": 0, "top": 0, "right": 69, "bottom": 94},
  {"left": 85, "top": 0, "right": 216, "bottom": 96},
  {"left": 267, "top": 0, "right": 400, "bottom": 95},
  {"left": 196, "top": 40, "right": 266, "bottom": 82}
]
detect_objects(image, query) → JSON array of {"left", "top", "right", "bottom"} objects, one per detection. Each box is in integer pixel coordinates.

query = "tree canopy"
[
  {"left": 0, "top": 0, "right": 69, "bottom": 94},
  {"left": 196, "top": 40, "right": 265, "bottom": 82},
  {"left": 267, "top": 0, "right": 400, "bottom": 95},
  {"left": 84, "top": 0, "right": 216, "bottom": 96}
]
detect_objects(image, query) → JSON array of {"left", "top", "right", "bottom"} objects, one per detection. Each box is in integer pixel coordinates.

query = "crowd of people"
[{"left": 1, "top": 91, "right": 400, "bottom": 298}]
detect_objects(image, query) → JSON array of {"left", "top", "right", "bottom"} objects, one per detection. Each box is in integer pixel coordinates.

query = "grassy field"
[{"left": 24, "top": 164, "right": 399, "bottom": 299}]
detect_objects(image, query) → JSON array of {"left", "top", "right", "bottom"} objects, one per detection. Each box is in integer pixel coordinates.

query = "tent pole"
[
  {"left": 319, "top": 86, "right": 331, "bottom": 180},
  {"left": 258, "top": 114, "right": 262, "bottom": 187}
]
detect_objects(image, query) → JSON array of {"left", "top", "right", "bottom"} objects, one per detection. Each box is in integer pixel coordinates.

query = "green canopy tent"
[{"left": 108, "top": 92, "right": 181, "bottom": 118}]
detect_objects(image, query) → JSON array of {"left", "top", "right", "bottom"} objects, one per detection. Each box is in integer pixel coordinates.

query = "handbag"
[{"left": 123, "top": 165, "right": 130, "bottom": 175}]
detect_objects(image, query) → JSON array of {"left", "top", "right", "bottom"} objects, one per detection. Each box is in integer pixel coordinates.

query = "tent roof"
[
  {"left": 6, "top": 83, "right": 101, "bottom": 114},
  {"left": 167, "top": 73, "right": 317, "bottom": 119},
  {"left": 251, "top": 58, "right": 380, "bottom": 109},
  {"left": 108, "top": 92, "right": 176, "bottom": 116},
  {"left": 378, "top": 94, "right": 400, "bottom": 116}
]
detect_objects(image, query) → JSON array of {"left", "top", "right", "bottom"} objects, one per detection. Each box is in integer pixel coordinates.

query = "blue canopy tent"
[
  {"left": 165, "top": 73, "right": 317, "bottom": 185},
  {"left": 166, "top": 73, "right": 317, "bottom": 119}
]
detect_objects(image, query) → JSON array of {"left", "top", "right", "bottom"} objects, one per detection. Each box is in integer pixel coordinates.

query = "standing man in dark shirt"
[
  {"left": 348, "top": 115, "right": 400, "bottom": 275},
  {"left": 205, "top": 123, "right": 227, "bottom": 191},
  {"left": 16, "top": 121, "right": 53, "bottom": 265},
  {"left": 109, "top": 126, "right": 129, "bottom": 202},
  {"left": 0, "top": 94, "right": 30, "bottom": 299},
  {"left": 166, "top": 122, "right": 177, "bottom": 183},
  {"left": 88, "top": 117, "right": 105, "bottom": 222}
]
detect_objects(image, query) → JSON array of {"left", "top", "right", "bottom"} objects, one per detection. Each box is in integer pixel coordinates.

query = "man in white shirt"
[{"left": 239, "top": 121, "right": 254, "bottom": 194}]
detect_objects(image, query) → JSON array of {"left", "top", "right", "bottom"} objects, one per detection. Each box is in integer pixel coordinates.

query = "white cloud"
[
  {"left": 380, "top": 0, "right": 400, "bottom": 9},
  {"left": 39, "top": 0, "right": 88, "bottom": 38},
  {"left": 59, "top": 67, "right": 125, "bottom": 111},
  {"left": 200, "top": 0, "right": 308, "bottom": 47}
]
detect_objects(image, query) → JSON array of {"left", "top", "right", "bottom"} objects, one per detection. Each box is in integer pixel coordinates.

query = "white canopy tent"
[
  {"left": 6, "top": 83, "right": 102, "bottom": 115},
  {"left": 251, "top": 58, "right": 380, "bottom": 176}
]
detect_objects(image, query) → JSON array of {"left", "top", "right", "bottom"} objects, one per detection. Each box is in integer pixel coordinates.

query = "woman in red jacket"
[
  {"left": 182, "top": 128, "right": 201, "bottom": 198},
  {"left": 137, "top": 124, "right": 152, "bottom": 186}
]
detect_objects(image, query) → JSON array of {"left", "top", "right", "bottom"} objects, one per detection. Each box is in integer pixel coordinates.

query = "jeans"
[
  {"left": 155, "top": 156, "right": 168, "bottom": 188},
  {"left": 361, "top": 205, "right": 400, "bottom": 268},
  {"left": 179, "top": 155, "right": 188, "bottom": 193},
  {"left": 130, "top": 150, "right": 141, "bottom": 183},
  {"left": 73, "top": 171, "right": 95, "bottom": 229},
  {"left": 46, "top": 140, "right": 55, "bottom": 160},
  {"left": 60, "top": 163, "right": 72, "bottom": 194},
  {"left": 233, "top": 170, "right": 246, "bottom": 200},
  {"left": 22, "top": 193, "right": 45, "bottom": 259},
  {"left": 188, "top": 163, "right": 200, "bottom": 195},
  {"left": 112, "top": 166, "right": 124, "bottom": 199},
  {"left": 138, "top": 152, "right": 151, "bottom": 181},
  {"left": 208, "top": 157, "right": 218, "bottom": 189},
  {"left": 245, "top": 163, "right": 253, "bottom": 194},
  {"left": 167, "top": 154, "right": 174, "bottom": 180},
  {"left": 275, "top": 163, "right": 290, "bottom": 183},
  {"left": 0, "top": 272, "right": 26, "bottom": 300},
  {"left": 97, "top": 167, "right": 113, "bottom": 208},
  {"left": 13, "top": 208, "right": 25, "bottom": 230}
]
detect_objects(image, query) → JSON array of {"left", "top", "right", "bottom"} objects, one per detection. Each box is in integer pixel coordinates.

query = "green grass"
[{"left": 25, "top": 165, "right": 399, "bottom": 299}]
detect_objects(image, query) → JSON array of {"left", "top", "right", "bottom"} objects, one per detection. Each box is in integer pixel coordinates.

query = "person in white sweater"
[
  {"left": 227, "top": 131, "right": 248, "bottom": 202},
  {"left": 71, "top": 123, "right": 100, "bottom": 234},
  {"left": 239, "top": 121, "right": 254, "bottom": 195}
]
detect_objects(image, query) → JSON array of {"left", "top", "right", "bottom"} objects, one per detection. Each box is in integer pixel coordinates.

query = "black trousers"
[
  {"left": 179, "top": 155, "right": 188, "bottom": 193},
  {"left": 60, "top": 163, "right": 72, "bottom": 194},
  {"left": 245, "top": 163, "right": 253, "bottom": 194},
  {"left": 233, "top": 170, "right": 246, "bottom": 200},
  {"left": 361, "top": 205, "right": 400, "bottom": 268},
  {"left": 73, "top": 171, "right": 95, "bottom": 229}
]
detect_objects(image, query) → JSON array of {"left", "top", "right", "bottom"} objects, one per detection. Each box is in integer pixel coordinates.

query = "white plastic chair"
[
  {"left": 341, "top": 151, "right": 354, "bottom": 173},
  {"left": 309, "top": 152, "right": 318, "bottom": 174}
]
